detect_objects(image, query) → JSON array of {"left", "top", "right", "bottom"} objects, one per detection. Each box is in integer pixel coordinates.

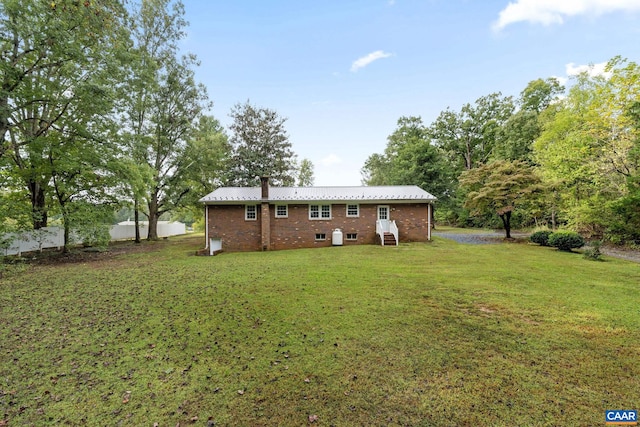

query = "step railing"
[
  {"left": 389, "top": 220, "right": 399, "bottom": 246},
  {"left": 376, "top": 220, "right": 398, "bottom": 246}
]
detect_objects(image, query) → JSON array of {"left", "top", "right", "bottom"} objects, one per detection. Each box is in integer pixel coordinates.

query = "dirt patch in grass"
[{"left": 3, "top": 238, "right": 174, "bottom": 267}]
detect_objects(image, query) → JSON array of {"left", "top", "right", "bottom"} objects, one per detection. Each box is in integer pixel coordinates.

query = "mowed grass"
[{"left": 1, "top": 235, "right": 639, "bottom": 426}]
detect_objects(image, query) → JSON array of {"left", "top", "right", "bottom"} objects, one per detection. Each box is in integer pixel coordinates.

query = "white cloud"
[
  {"left": 551, "top": 75, "right": 569, "bottom": 86},
  {"left": 566, "top": 61, "right": 612, "bottom": 78},
  {"left": 493, "top": 0, "right": 640, "bottom": 31},
  {"left": 350, "top": 50, "right": 393, "bottom": 72},
  {"left": 320, "top": 153, "right": 343, "bottom": 167}
]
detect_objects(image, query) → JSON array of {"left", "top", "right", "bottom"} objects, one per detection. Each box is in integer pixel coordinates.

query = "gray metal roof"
[{"left": 200, "top": 185, "right": 436, "bottom": 204}]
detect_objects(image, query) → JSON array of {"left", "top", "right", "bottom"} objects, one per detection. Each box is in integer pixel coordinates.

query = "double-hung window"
[
  {"left": 309, "top": 204, "right": 331, "bottom": 220},
  {"left": 245, "top": 205, "right": 257, "bottom": 221},
  {"left": 346, "top": 204, "right": 359, "bottom": 217}
]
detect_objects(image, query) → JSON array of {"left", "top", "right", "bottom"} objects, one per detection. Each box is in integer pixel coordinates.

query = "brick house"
[{"left": 200, "top": 177, "right": 436, "bottom": 254}]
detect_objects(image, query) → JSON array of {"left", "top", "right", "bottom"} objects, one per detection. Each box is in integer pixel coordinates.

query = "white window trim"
[
  {"left": 309, "top": 204, "right": 331, "bottom": 220},
  {"left": 245, "top": 205, "right": 257, "bottom": 221},
  {"left": 346, "top": 204, "right": 359, "bottom": 218},
  {"left": 315, "top": 233, "right": 327, "bottom": 241},
  {"left": 346, "top": 233, "right": 358, "bottom": 240},
  {"left": 275, "top": 205, "right": 288, "bottom": 218}
]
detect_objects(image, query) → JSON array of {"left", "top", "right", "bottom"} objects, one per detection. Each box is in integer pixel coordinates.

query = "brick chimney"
[
  {"left": 260, "top": 177, "right": 270, "bottom": 250},
  {"left": 260, "top": 176, "right": 269, "bottom": 200}
]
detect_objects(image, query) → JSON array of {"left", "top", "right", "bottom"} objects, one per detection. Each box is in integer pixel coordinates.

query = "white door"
[{"left": 378, "top": 205, "right": 390, "bottom": 231}]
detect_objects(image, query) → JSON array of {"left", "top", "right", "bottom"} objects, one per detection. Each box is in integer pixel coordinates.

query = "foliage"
[
  {"left": 361, "top": 116, "right": 454, "bottom": 204},
  {"left": 68, "top": 202, "right": 114, "bottom": 249},
  {"left": 430, "top": 93, "right": 514, "bottom": 171},
  {"left": 226, "top": 100, "right": 296, "bottom": 186},
  {"left": 1, "top": 236, "right": 639, "bottom": 425},
  {"left": 124, "top": 0, "right": 211, "bottom": 240},
  {"left": 533, "top": 58, "right": 640, "bottom": 242},
  {"left": 459, "top": 160, "right": 541, "bottom": 238},
  {"left": 548, "top": 230, "right": 585, "bottom": 251},
  {"left": 0, "top": 0, "right": 130, "bottom": 229},
  {"left": 529, "top": 230, "right": 553, "bottom": 246},
  {"left": 493, "top": 78, "right": 564, "bottom": 163},
  {"left": 296, "top": 158, "right": 315, "bottom": 186},
  {"left": 583, "top": 240, "right": 603, "bottom": 261}
]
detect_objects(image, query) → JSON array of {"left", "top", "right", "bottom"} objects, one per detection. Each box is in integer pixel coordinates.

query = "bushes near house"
[
  {"left": 547, "top": 230, "right": 585, "bottom": 251},
  {"left": 530, "top": 230, "right": 553, "bottom": 246}
]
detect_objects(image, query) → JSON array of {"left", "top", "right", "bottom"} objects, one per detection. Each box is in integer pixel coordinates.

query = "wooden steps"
[{"left": 383, "top": 232, "right": 396, "bottom": 246}]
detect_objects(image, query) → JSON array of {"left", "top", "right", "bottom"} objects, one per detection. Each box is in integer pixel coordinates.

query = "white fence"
[{"left": 2, "top": 221, "right": 186, "bottom": 256}]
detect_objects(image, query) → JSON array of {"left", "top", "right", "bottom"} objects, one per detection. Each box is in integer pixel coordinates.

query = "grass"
[{"left": 1, "top": 234, "right": 639, "bottom": 426}]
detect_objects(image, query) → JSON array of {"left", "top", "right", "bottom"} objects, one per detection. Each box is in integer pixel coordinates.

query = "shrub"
[
  {"left": 548, "top": 231, "right": 585, "bottom": 251},
  {"left": 74, "top": 223, "right": 111, "bottom": 249},
  {"left": 530, "top": 230, "right": 553, "bottom": 246},
  {"left": 583, "top": 240, "right": 603, "bottom": 261}
]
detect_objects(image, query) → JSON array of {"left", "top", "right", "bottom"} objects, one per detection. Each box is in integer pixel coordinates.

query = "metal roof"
[{"left": 200, "top": 185, "right": 436, "bottom": 204}]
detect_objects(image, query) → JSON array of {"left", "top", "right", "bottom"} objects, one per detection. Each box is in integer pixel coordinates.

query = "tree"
[
  {"left": 362, "top": 116, "right": 454, "bottom": 211},
  {"left": 177, "top": 114, "right": 231, "bottom": 220},
  {"left": 533, "top": 58, "right": 640, "bottom": 238},
  {"left": 494, "top": 78, "right": 564, "bottom": 163},
  {"left": 124, "top": 0, "right": 210, "bottom": 240},
  {"left": 227, "top": 101, "right": 296, "bottom": 186},
  {"left": 1, "top": 0, "right": 130, "bottom": 229},
  {"left": 296, "top": 158, "right": 314, "bottom": 186},
  {"left": 459, "top": 160, "right": 541, "bottom": 238},
  {"left": 430, "top": 93, "right": 514, "bottom": 171}
]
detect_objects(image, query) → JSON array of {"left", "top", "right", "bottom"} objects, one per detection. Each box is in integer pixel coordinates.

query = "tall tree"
[
  {"left": 494, "top": 78, "right": 564, "bottom": 162},
  {"left": 430, "top": 93, "right": 514, "bottom": 172},
  {"left": 227, "top": 101, "right": 296, "bottom": 186},
  {"left": 179, "top": 115, "right": 231, "bottom": 213},
  {"left": 296, "top": 158, "right": 314, "bottom": 186},
  {"left": 1, "top": 0, "right": 130, "bottom": 229},
  {"left": 125, "top": 0, "right": 210, "bottom": 240},
  {"left": 459, "top": 160, "right": 541, "bottom": 238},
  {"left": 533, "top": 58, "right": 640, "bottom": 237},
  {"left": 362, "top": 116, "right": 453, "bottom": 201}
]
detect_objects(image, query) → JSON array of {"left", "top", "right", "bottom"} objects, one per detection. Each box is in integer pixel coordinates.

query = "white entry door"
[{"left": 378, "top": 205, "right": 390, "bottom": 231}]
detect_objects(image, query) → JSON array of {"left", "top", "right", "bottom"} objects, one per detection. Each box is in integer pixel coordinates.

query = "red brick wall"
[
  {"left": 207, "top": 205, "right": 261, "bottom": 251},
  {"left": 207, "top": 202, "right": 431, "bottom": 252}
]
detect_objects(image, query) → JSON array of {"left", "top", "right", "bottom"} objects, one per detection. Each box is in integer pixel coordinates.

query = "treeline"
[
  {"left": 362, "top": 57, "right": 640, "bottom": 244},
  {"left": 0, "top": 0, "right": 310, "bottom": 251}
]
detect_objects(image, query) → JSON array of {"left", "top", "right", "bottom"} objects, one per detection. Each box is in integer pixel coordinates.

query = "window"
[
  {"left": 378, "top": 205, "right": 389, "bottom": 220},
  {"left": 346, "top": 204, "right": 359, "bottom": 217},
  {"left": 309, "top": 204, "right": 331, "bottom": 219},
  {"left": 275, "top": 205, "right": 288, "bottom": 218},
  {"left": 315, "top": 233, "right": 326, "bottom": 241},
  {"left": 346, "top": 233, "right": 358, "bottom": 240},
  {"left": 245, "top": 205, "right": 257, "bottom": 221}
]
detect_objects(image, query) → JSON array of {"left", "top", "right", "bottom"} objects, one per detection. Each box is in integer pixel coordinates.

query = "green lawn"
[{"left": 1, "top": 235, "right": 638, "bottom": 426}]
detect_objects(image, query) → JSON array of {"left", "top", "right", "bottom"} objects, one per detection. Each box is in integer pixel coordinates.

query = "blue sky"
[{"left": 181, "top": 0, "right": 640, "bottom": 186}]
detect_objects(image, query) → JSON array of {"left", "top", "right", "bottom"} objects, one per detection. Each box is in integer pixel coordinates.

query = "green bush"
[
  {"left": 583, "top": 240, "right": 603, "bottom": 261},
  {"left": 530, "top": 230, "right": 553, "bottom": 246},
  {"left": 548, "top": 231, "right": 585, "bottom": 251},
  {"left": 75, "top": 223, "right": 111, "bottom": 249}
]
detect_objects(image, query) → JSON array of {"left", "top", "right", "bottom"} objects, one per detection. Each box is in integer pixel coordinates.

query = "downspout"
[
  {"left": 260, "top": 176, "right": 271, "bottom": 251},
  {"left": 427, "top": 203, "right": 432, "bottom": 241},
  {"left": 204, "top": 204, "right": 209, "bottom": 252}
]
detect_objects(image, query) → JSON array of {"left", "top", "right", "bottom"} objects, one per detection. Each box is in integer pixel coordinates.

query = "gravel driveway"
[
  {"left": 432, "top": 230, "right": 521, "bottom": 245},
  {"left": 432, "top": 229, "right": 640, "bottom": 263}
]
